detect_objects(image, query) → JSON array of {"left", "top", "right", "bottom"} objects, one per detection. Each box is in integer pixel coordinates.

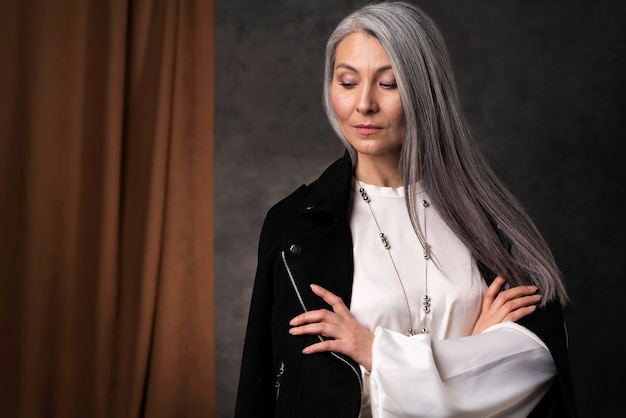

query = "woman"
[{"left": 235, "top": 2, "right": 576, "bottom": 417}]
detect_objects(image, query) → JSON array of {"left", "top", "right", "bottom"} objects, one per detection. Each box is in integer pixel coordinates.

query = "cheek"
[
  {"left": 389, "top": 101, "right": 404, "bottom": 129},
  {"left": 330, "top": 90, "right": 351, "bottom": 121}
]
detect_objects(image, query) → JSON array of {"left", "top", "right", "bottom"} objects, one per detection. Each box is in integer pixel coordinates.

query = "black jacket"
[{"left": 235, "top": 153, "right": 577, "bottom": 418}]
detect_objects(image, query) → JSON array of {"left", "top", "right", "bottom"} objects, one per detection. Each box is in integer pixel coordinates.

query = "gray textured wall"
[{"left": 215, "top": 1, "right": 626, "bottom": 417}]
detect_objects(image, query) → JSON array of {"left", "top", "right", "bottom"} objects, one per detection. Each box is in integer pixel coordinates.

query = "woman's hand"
[
  {"left": 289, "top": 284, "right": 374, "bottom": 371},
  {"left": 472, "top": 276, "right": 542, "bottom": 335}
]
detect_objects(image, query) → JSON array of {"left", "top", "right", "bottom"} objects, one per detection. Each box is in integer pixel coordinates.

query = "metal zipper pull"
[{"left": 275, "top": 361, "right": 285, "bottom": 400}]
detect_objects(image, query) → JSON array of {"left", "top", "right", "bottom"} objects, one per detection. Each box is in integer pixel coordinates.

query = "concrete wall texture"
[{"left": 215, "top": 1, "right": 626, "bottom": 416}]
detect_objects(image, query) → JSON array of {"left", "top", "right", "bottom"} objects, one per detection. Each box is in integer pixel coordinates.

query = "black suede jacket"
[{"left": 234, "top": 153, "right": 577, "bottom": 418}]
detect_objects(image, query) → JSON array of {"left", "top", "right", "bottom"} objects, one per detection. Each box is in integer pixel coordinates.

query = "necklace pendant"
[
  {"left": 422, "top": 294, "right": 431, "bottom": 313},
  {"left": 359, "top": 188, "right": 370, "bottom": 202},
  {"left": 423, "top": 243, "right": 431, "bottom": 260},
  {"left": 379, "top": 233, "right": 390, "bottom": 249}
]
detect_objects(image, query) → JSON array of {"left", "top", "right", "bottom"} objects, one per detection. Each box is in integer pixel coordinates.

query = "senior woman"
[{"left": 235, "top": 2, "right": 577, "bottom": 417}]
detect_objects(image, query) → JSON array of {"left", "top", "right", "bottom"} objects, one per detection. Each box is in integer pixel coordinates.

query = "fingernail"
[{"left": 310, "top": 284, "right": 319, "bottom": 290}]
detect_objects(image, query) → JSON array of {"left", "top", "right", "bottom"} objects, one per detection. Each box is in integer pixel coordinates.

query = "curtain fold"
[{"left": 0, "top": 0, "right": 216, "bottom": 417}]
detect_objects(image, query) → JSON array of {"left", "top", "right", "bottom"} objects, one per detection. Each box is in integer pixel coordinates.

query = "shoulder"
[
  {"left": 265, "top": 183, "right": 309, "bottom": 219},
  {"left": 256, "top": 154, "right": 352, "bottom": 255},
  {"left": 265, "top": 153, "right": 352, "bottom": 221}
]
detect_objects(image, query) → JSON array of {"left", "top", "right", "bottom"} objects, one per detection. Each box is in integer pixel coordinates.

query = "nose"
[{"left": 356, "top": 85, "right": 379, "bottom": 114}]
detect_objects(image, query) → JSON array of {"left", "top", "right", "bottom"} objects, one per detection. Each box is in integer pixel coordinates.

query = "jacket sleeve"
[
  {"left": 234, "top": 214, "right": 278, "bottom": 417},
  {"left": 517, "top": 301, "right": 578, "bottom": 417}
]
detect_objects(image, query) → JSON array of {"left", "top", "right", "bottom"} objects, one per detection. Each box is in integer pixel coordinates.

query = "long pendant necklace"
[{"left": 357, "top": 181, "right": 432, "bottom": 336}]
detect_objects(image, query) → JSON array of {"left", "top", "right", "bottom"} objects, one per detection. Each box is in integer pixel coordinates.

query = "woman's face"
[{"left": 331, "top": 32, "right": 403, "bottom": 161}]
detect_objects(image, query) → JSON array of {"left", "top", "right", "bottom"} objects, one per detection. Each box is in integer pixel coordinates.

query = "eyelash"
[{"left": 338, "top": 82, "right": 397, "bottom": 89}]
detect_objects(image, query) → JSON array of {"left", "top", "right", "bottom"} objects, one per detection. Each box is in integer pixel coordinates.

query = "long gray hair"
[{"left": 323, "top": 1, "right": 568, "bottom": 305}]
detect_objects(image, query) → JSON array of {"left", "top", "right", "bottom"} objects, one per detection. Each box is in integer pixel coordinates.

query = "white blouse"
[{"left": 348, "top": 179, "right": 555, "bottom": 417}]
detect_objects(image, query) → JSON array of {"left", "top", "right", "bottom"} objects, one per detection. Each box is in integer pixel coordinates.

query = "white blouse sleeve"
[{"left": 368, "top": 322, "right": 556, "bottom": 418}]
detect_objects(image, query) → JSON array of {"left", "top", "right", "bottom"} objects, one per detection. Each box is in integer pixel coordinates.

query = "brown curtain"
[{"left": 0, "top": 0, "right": 216, "bottom": 417}]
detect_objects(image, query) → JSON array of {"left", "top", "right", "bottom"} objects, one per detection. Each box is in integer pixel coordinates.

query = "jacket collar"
[{"left": 297, "top": 151, "right": 353, "bottom": 222}]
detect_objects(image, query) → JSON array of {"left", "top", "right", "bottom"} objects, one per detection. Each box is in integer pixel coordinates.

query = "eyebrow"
[{"left": 335, "top": 63, "right": 393, "bottom": 74}]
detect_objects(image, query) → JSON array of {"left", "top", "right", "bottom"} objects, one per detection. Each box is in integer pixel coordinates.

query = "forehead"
[{"left": 334, "top": 32, "right": 391, "bottom": 69}]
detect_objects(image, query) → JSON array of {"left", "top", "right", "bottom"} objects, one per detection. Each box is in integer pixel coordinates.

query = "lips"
[{"left": 354, "top": 124, "right": 382, "bottom": 135}]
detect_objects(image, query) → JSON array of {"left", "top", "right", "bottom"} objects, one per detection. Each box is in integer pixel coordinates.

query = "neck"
[{"left": 354, "top": 153, "right": 403, "bottom": 187}]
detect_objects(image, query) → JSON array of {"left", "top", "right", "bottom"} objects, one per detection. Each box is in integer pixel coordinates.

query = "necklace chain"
[{"left": 357, "top": 181, "right": 432, "bottom": 336}]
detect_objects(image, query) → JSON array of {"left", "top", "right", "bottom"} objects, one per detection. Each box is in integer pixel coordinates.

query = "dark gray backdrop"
[{"left": 215, "top": 1, "right": 626, "bottom": 416}]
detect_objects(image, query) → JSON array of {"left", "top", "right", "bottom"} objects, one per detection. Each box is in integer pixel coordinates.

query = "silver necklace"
[{"left": 357, "top": 181, "right": 432, "bottom": 336}]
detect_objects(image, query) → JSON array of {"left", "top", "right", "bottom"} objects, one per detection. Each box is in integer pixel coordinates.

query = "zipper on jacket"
[
  {"left": 281, "top": 250, "right": 363, "bottom": 417},
  {"left": 275, "top": 360, "right": 285, "bottom": 400}
]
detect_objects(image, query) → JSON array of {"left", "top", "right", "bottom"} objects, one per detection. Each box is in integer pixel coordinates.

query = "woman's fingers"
[
  {"left": 479, "top": 276, "right": 505, "bottom": 313},
  {"left": 289, "top": 309, "right": 341, "bottom": 337},
  {"left": 482, "top": 276, "right": 540, "bottom": 312},
  {"left": 300, "top": 338, "right": 348, "bottom": 356},
  {"left": 288, "top": 283, "right": 374, "bottom": 371},
  {"left": 504, "top": 304, "right": 537, "bottom": 322},
  {"left": 289, "top": 284, "right": 350, "bottom": 327},
  {"left": 483, "top": 276, "right": 507, "bottom": 301},
  {"left": 500, "top": 293, "right": 542, "bottom": 312},
  {"left": 472, "top": 276, "right": 542, "bottom": 335},
  {"left": 290, "top": 307, "right": 340, "bottom": 328},
  {"left": 310, "top": 283, "right": 351, "bottom": 315}
]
